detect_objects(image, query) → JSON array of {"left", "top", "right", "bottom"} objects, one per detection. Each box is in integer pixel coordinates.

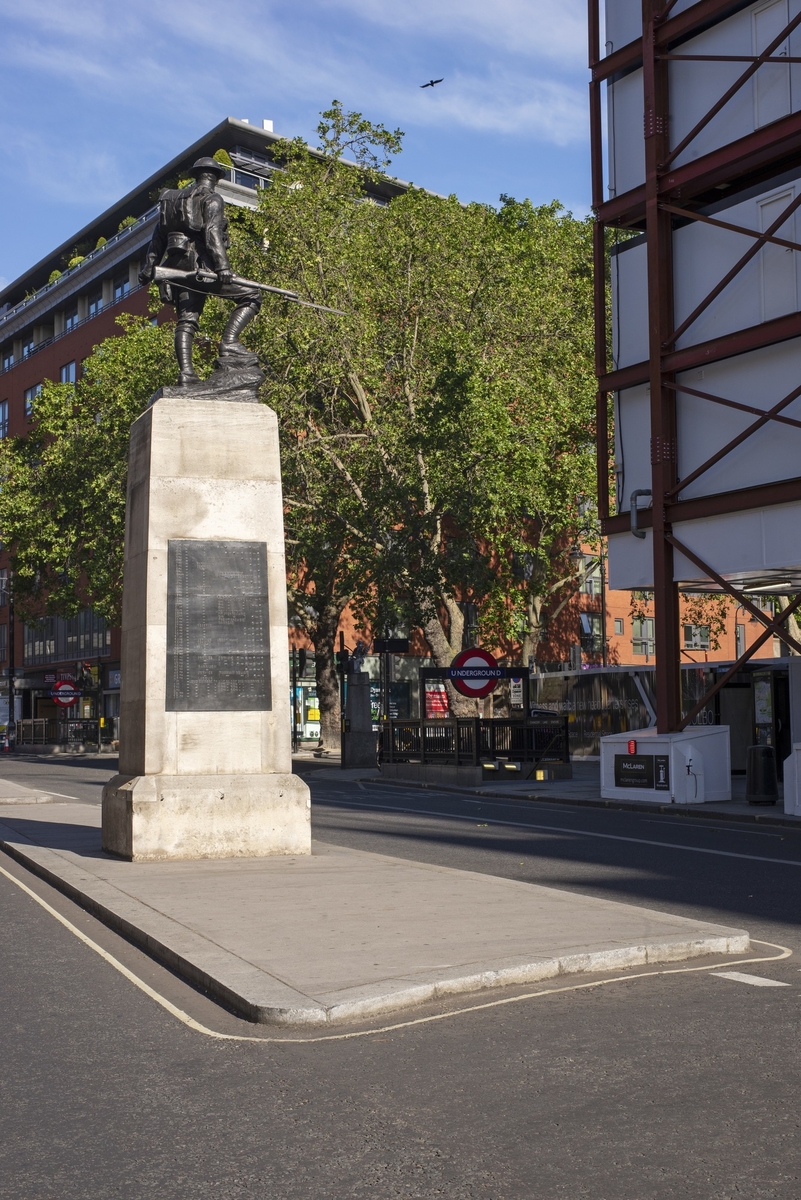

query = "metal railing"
[
  {"left": 1, "top": 286, "right": 149, "bottom": 376},
  {"left": 16, "top": 718, "right": 116, "bottom": 747},
  {"left": 379, "top": 715, "right": 570, "bottom": 767}
]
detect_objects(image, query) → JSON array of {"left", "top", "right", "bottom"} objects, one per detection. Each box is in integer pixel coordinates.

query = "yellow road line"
[{"left": 0, "top": 858, "right": 792, "bottom": 1045}]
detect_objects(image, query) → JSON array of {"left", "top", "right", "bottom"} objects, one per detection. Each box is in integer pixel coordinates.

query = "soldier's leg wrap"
[
  {"left": 219, "top": 293, "right": 261, "bottom": 358},
  {"left": 175, "top": 291, "right": 204, "bottom": 385}
]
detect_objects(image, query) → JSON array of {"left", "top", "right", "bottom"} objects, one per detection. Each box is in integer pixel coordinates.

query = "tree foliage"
[
  {"left": 0, "top": 315, "right": 176, "bottom": 624},
  {"left": 0, "top": 102, "right": 597, "bottom": 740}
]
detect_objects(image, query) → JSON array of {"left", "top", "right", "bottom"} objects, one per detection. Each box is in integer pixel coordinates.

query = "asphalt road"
[{"left": 2, "top": 756, "right": 801, "bottom": 1198}]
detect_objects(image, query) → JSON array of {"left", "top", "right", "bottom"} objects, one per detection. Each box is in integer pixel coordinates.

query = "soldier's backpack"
[{"left": 159, "top": 184, "right": 210, "bottom": 236}]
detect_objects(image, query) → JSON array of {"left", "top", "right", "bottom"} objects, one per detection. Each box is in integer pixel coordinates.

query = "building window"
[
  {"left": 24, "top": 384, "right": 41, "bottom": 417},
  {"left": 0, "top": 400, "right": 8, "bottom": 438},
  {"left": 59, "top": 361, "right": 76, "bottom": 384},
  {"left": 23, "top": 609, "right": 111, "bottom": 666},
  {"left": 64, "top": 306, "right": 79, "bottom": 332},
  {"left": 579, "top": 555, "right": 602, "bottom": 597},
  {"left": 632, "top": 617, "right": 655, "bottom": 658},
  {"left": 2, "top": 349, "right": 13, "bottom": 372},
  {"left": 22, "top": 335, "right": 35, "bottom": 359},
  {"left": 614, "top": 617, "right": 624, "bottom": 636},
  {"left": 0, "top": 570, "right": 8, "bottom": 607},
  {"left": 0, "top": 624, "right": 7, "bottom": 665},
  {"left": 579, "top": 612, "right": 604, "bottom": 653},
  {"left": 113, "top": 274, "right": 130, "bottom": 301},
  {"left": 88, "top": 291, "right": 103, "bottom": 318},
  {"left": 683, "top": 624, "right": 710, "bottom": 650}
]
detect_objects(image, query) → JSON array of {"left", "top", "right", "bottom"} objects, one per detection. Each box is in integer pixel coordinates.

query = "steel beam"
[
  {"left": 596, "top": 109, "right": 801, "bottom": 226},
  {"left": 664, "top": 379, "right": 801, "bottom": 430},
  {"left": 667, "top": 533, "right": 801, "bottom": 652},
  {"left": 665, "top": 379, "right": 801, "bottom": 498},
  {"left": 661, "top": 10, "right": 801, "bottom": 170},
  {"left": 660, "top": 202, "right": 801, "bottom": 253},
  {"left": 643, "top": 0, "right": 682, "bottom": 731},
  {"left": 667, "top": 191, "right": 801, "bottom": 347},
  {"left": 602, "top": 474, "right": 801, "bottom": 534},
  {"left": 591, "top": 0, "right": 754, "bottom": 82},
  {"left": 678, "top": 592, "right": 801, "bottom": 730},
  {"left": 599, "top": 309, "right": 801, "bottom": 394}
]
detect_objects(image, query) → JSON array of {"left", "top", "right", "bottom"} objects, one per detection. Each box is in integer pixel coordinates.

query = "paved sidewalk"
[
  {"left": 0, "top": 803, "right": 748, "bottom": 1026},
  {"left": 0, "top": 776, "right": 59, "bottom": 804}
]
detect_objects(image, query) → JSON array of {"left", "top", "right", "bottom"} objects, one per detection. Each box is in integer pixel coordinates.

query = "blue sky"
[{"left": 0, "top": 0, "right": 590, "bottom": 288}]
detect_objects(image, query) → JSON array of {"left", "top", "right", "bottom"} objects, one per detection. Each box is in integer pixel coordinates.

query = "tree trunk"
[
  {"left": 521, "top": 593, "right": 548, "bottom": 669},
  {"left": 775, "top": 597, "right": 801, "bottom": 655},
  {"left": 424, "top": 599, "right": 478, "bottom": 717},
  {"left": 313, "top": 602, "right": 344, "bottom": 754}
]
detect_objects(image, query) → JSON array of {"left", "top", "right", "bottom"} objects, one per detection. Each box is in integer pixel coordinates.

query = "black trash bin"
[{"left": 745, "top": 744, "right": 778, "bottom": 805}]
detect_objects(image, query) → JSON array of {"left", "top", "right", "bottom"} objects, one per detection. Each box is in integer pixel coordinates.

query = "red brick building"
[{"left": 0, "top": 118, "right": 405, "bottom": 736}]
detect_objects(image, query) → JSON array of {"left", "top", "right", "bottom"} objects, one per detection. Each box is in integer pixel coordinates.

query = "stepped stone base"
[{"left": 102, "top": 772, "right": 311, "bottom": 861}]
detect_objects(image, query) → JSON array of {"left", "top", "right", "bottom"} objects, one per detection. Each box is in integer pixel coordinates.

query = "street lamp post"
[{"left": 7, "top": 576, "right": 15, "bottom": 750}]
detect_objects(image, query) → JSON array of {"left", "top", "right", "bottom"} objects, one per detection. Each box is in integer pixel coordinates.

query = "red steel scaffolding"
[{"left": 589, "top": 0, "right": 801, "bottom": 733}]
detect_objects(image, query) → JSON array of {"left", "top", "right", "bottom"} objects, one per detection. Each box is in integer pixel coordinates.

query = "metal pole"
[
  {"left": 382, "top": 626, "right": 390, "bottom": 721},
  {"left": 291, "top": 646, "right": 298, "bottom": 753},
  {"left": 600, "top": 543, "right": 608, "bottom": 668},
  {"left": 7, "top": 578, "right": 14, "bottom": 751},
  {"left": 643, "top": 0, "right": 682, "bottom": 732},
  {"left": 338, "top": 631, "right": 346, "bottom": 764}
]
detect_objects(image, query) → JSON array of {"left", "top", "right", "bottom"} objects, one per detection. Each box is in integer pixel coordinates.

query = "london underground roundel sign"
[
  {"left": 51, "top": 680, "right": 82, "bottom": 707},
  {"left": 447, "top": 648, "right": 503, "bottom": 698}
]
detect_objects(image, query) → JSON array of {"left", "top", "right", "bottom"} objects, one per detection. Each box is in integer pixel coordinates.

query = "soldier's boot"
[
  {"left": 175, "top": 326, "right": 199, "bottom": 385},
  {"left": 219, "top": 301, "right": 260, "bottom": 358}
]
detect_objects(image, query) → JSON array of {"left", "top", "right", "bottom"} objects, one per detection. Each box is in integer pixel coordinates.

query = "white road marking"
[
  {"left": 41, "top": 791, "right": 80, "bottom": 800},
  {"left": 320, "top": 795, "right": 801, "bottom": 867},
  {"left": 0, "top": 858, "right": 792, "bottom": 1043},
  {"left": 639, "top": 819, "right": 783, "bottom": 838},
  {"left": 711, "top": 971, "right": 790, "bottom": 987}
]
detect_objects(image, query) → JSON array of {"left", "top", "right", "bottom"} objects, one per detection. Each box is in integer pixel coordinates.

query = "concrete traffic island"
[{"left": 1, "top": 803, "right": 749, "bottom": 1026}]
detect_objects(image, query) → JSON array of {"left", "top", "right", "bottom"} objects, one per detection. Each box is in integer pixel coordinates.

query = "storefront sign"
[
  {"left": 614, "top": 753, "right": 670, "bottom": 790},
  {"left": 425, "top": 682, "right": 450, "bottom": 718}
]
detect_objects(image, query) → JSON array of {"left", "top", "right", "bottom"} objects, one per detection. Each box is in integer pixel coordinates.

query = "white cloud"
[
  {"left": 320, "top": 0, "right": 587, "bottom": 66},
  {"left": 0, "top": 0, "right": 586, "bottom": 144}
]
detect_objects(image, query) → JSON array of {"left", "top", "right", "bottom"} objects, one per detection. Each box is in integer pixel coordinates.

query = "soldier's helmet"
[{"left": 191, "top": 157, "right": 228, "bottom": 178}]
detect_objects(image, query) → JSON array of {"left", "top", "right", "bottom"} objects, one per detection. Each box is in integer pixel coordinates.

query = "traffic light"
[
  {"left": 298, "top": 648, "right": 307, "bottom": 676},
  {"left": 335, "top": 648, "right": 350, "bottom": 673}
]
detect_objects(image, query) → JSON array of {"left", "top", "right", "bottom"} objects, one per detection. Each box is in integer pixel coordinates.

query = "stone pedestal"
[{"left": 102, "top": 388, "right": 311, "bottom": 860}]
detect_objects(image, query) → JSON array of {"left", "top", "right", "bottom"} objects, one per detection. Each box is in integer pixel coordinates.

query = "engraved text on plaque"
[{"left": 166, "top": 539, "right": 271, "bottom": 711}]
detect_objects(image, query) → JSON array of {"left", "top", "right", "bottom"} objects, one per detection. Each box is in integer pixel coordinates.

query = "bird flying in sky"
[{"left": 420, "top": 78, "right": 444, "bottom": 88}]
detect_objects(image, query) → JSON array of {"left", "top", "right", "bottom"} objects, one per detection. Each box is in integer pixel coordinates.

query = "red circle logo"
[
  {"left": 448, "top": 648, "right": 502, "bottom": 698},
  {"left": 51, "top": 680, "right": 82, "bottom": 707}
]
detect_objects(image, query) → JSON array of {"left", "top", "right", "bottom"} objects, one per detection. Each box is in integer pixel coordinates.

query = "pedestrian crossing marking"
[{"left": 712, "top": 971, "right": 789, "bottom": 987}]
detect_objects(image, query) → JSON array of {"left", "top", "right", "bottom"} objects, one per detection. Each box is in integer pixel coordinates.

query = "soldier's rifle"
[{"left": 151, "top": 266, "right": 346, "bottom": 315}]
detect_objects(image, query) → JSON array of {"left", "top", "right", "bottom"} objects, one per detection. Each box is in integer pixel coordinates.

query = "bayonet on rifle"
[{"left": 151, "top": 266, "right": 345, "bottom": 315}]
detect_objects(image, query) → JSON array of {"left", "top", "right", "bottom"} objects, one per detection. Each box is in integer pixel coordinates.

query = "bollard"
[{"left": 745, "top": 744, "right": 778, "bottom": 805}]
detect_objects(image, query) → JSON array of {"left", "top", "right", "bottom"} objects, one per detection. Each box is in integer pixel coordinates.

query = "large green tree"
[{"left": 0, "top": 103, "right": 597, "bottom": 742}]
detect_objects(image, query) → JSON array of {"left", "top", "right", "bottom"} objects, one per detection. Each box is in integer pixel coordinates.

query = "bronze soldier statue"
[{"left": 139, "top": 157, "right": 262, "bottom": 386}]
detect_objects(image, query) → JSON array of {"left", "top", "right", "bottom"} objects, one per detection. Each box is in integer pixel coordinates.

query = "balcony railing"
[
  {"left": 0, "top": 283, "right": 149, "bottom": 376},
  {"left": 0, "top": 206, "right": 158, "bottom": 335}
]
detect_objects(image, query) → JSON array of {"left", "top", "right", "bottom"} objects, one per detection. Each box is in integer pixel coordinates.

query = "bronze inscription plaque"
[{"left": 166, "top": 539, "right": 271, "bottom": 711}]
